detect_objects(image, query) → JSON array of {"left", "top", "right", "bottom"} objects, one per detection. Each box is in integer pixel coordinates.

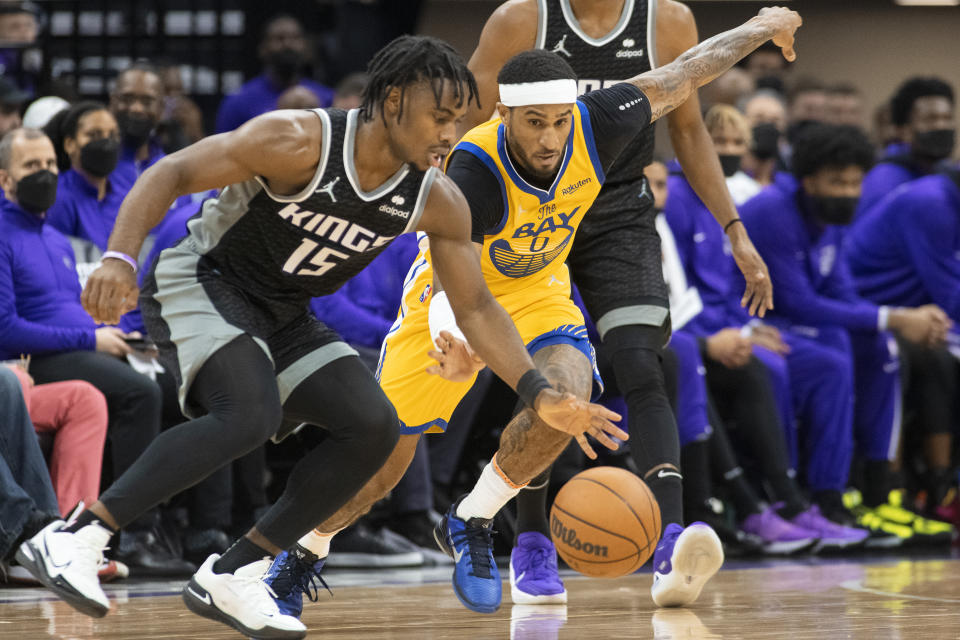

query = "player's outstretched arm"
[
  {"left": 629, "top": 6, "right": 801, "bottom": 122},
  {"left": 82, "top": 110, "right": 324, "bottom": 324},
  {"left": 658, "top": 1, "right": 774, "bottom": 317},
  {"left": 418, "top": 175, "right": 626, "bottom": 455}
]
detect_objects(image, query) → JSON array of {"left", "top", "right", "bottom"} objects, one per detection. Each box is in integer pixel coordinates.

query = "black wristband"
[
  {"left": 724, "top": 218, "right": 743, "bottom": 233},
  {"left": 516, "top": 369, "right": 552, "bottom": 409}
]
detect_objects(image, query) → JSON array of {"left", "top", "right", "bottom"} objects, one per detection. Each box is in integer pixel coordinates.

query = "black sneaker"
[
  {"left": 325, "top": 521, "right": 423, "bottom": 568},
  {"left": 114, "top": 528, "right": 197, "bottom": 577},
  {"left": 391, "top": 511, "right": 440, "bottom": 549},
  {"left": 183, "top": 528, "right": 232, "bottom": 566}
]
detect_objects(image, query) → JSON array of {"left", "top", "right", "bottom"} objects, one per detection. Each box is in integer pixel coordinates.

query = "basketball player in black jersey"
[
  {"left": 459, "top": 0, "right": 777, "bottom": 604},
  {"left": 15, "top": 36, "right": 625, "bottom": 640}
]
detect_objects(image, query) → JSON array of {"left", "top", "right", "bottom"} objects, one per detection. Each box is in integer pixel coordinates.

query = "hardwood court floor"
[{"left": 2, "top": 555, "right": 960, "bottom": 639}]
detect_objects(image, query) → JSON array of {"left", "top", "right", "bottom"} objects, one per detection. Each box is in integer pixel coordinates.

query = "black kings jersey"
[
  {"left": 182, "top": 108, "right": 436, "bottom": 303},
  {"left": 537, "top": 0, "right": 656, "bottom": 184}
]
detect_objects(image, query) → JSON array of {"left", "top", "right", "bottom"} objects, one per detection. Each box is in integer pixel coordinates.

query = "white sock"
[
  {"left": 297, "top": 529, "right": 339, "bottom": 559},
  {"left": 456, "top": 457, "right": 526, "bottom": 521}
]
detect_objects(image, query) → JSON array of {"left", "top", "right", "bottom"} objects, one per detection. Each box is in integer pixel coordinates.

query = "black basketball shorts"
[{"left": 568, "top": 176, "right": 671, "bottom": 344}]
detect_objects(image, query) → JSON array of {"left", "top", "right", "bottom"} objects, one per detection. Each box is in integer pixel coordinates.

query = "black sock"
[
  {"left": 769, "top": 473, "right": 807, "bottom": 519},
  {"left": 514, "top": 470, "right": 551, "bottom": 542},
  {"left": 212, "top": 536, "right": 272, "bottom": 574},
  {"left": 862, "top": 460, "right": 892, "bottom": 507},
  {"left": 924, "top": 467, "right": 954, "bottom": 507},
  {"left": 62, "top": 509, "right": 117, "bottom": 535},
  {"left": 645, "top": 470, "right": 684, "bottom": 528},
  {"left": 680, "top": 440, "right": 712, "bottom": 519},
  {"left": 723, "top": 467, "right": 762, "bottom": 518}
]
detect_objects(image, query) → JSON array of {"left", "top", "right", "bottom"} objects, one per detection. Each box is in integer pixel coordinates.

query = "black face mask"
[
  {"left": 912, "top": 129, "right": 956, "bottom": 161},
  {"left": 719, "top": 154, "right": 742, "bottom": 177},
  {"left": 15, "top": 169, "right": 57, "bottom": 214},
  {"left": 79, "top": 138, "right": 120, "bottom": 177},
  {"left": 811, "top": 195, "right": 859, "bottom": 226},
  {"left": 265, "top": 48, "right": 305, "bottom": 84},
  {"left": 116, "top": 111, "right": 156, "bottom": 146},
  {"left": 751, "top": 123, "right": 781, "bottom": 160},
  {"left": 755, "top": 74, "right": 785, "bottom": 96}
]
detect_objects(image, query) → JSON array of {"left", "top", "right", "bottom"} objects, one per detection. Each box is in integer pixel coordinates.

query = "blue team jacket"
[
  {"left": 663, "top": 162, "right": 749, "bottom": 336},
  {"left": 46, "top": 168, "right": 128, "bottom": 251},
  {"left": 0, "top": 198, "right": 97, "bottom": 359},
  {"left": 739, "top": 173, "right": 880, "bottom": 333},
  {"left": 846, "top": 173, "right": 960, "bottom": 323}
]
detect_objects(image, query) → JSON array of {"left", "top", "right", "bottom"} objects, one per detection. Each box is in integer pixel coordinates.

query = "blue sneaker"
[
  {"left": 651, "top": 522, "right": 723, "bottom": 608},
  {"left": 509, "top": 532, "right": 567, "bottom": 604},
  {"left": 262, "top": 545, "right": 330, "bottom": 618},
  {"left": 434, "top": 499, "right": 501, "bottom": 613}
]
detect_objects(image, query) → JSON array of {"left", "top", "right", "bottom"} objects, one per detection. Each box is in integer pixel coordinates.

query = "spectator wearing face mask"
[
  {"left": 704, "top": 105, "right": 760, "bottom": 205},
  {"left": 0, "top": 127, "right": 193, "bottom": 576},
  {"left": 740, "top": 90, "right": 788, "bottom": 187},
  {"left": 739, "top": 123, "right": 955, "bottom": 546},
  {"left": 43, "top": 102, "right": 123, "bottom": 252},
  {"left": 215, "top": 14, "right": 333, "bottom": 134},
  {"left": 856, "top": 76, "right": 956, "bottom": 220},
  {"left": 845, "top": 166, "right": 960, "bottom": 524},
  {"left": 108, "top": 64, "right": 169, "bottom": 195}
]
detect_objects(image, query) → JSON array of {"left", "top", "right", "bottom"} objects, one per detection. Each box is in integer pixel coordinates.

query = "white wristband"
[
  {"left": 878, "top": 306, "right": 890, "bottom": 331},
  {"left": 102, "top": 250, "right": 138, "bottom": 274},
  {"left": 428, "top": 291, "right": 468, "bottom": 349}
]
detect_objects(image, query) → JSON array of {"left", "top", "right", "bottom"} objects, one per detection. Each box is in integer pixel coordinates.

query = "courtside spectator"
[
  {"left": 856, "top": 76, "right": 955, "bottom": 219},
  {"left": 215, "top": 14, "right": 333, "bottom": 133},
  {"left": 0, "top": 127, "right": 192, "bottom": 575},
  {"left": 740, "top": 123, "right": 954, "bottom": 545}
]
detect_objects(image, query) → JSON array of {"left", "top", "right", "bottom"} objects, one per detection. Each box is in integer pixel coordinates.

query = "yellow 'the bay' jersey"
[{"left": 450, "top": 102, "right": 606, "bottom": 309}]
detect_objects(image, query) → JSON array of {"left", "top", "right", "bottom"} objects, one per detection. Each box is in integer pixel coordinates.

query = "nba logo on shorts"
[{"left": 419, "top": 283, "right": 432, "bottom": 303}]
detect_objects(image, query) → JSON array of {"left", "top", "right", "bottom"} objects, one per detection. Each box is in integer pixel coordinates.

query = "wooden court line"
[{"left": 839, "top": 579, "right": 960, "bottom": 603}]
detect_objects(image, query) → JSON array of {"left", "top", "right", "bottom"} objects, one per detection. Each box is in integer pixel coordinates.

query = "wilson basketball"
[{"left": 550, "top": 466, "right": 661, "bottom": 578}]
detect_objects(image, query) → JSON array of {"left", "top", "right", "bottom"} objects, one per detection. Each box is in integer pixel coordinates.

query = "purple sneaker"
[
  {"left": 740, "top": 506, "right": 818, "bottom": 555},
  {"left": 509, "top": 532, "right": 567, "bottom": 604},
  {"left": 791, "top": 504, "right": 869, "bottom": 551},
  {"left": 651, "top": 522, "right": 723, "bottom": 608}
]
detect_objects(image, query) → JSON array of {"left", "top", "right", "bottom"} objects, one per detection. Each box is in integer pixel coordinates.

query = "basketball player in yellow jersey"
[{"left": 264, "top": 6, "right": 801, "bottom": 617}]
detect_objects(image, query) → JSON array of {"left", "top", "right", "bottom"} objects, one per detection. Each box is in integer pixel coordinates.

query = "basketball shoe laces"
[
  {"left": 270, "top": 553, "right": 331, "bottom": 603},
  {"left": 451, "top": 523, "right": 495, "bottom": 578}
]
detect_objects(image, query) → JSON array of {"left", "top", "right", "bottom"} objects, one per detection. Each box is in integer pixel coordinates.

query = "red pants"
[{"left": 11, "top": 367, "right": 108, "bottom": 516}]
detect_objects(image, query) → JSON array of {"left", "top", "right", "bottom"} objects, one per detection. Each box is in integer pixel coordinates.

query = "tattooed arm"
[{"left": 629, "top": 6, "right": 801, "bottom": 122}]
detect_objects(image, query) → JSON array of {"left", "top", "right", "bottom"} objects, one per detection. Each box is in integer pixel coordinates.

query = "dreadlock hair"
[
  {"left": 497, "top": 49, "right": 576, "bottom": 86},
  {"left": 890, "top": 76, "right": 954, "bottom": 126},
  {"left": 791, "top": 123, "right": 874, "bottom": 179},
  {"left": 360, "top": 35, "right": 478, "bottom": 124}
]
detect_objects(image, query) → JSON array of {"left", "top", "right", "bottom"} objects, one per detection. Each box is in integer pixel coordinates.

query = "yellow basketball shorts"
[{"left": 376, "top": 258, "right": 602, "bottom": 436}]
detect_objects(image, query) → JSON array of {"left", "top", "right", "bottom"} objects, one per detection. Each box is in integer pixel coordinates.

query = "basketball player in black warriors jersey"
[
  {"left": 461, "top": 0, "right": 779, "bottom": 605},
  {"left": 16, "top": 37, "right": 625, "bottom": 639}
]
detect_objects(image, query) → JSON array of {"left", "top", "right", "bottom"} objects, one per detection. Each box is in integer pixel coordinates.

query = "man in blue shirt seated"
[
  {"left": 855, "top": 76, "right": 955, "bottom": 219},
  {"left": 215, "top": 14, "right": 334, "bottom": 134},
  {"left": 0, "top": 127, "right": 193, "bottom": 575},
  {"left": 740, "top": 122, "right": 954, "bottom": 544},
  {"left": 846, "top": 165, "right": 960, "bottom": 521}
]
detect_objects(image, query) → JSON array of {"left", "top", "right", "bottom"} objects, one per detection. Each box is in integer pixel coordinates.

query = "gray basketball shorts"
[{"left": 140, "top": 239, "right": 357, "bottom": 418}]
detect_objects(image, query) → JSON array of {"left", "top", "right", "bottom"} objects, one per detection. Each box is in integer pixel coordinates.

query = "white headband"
[{"left": 498, "top": 79, "right": 578, "bottom": 107}]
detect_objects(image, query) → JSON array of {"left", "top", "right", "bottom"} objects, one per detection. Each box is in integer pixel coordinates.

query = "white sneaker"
[
  {"left": 15, "top": 519, "right": 112, "bottom": 617},
  {"left": 182, "top": 554, "right": 307, "bottom": 639},
  {"left": 650, "top": 522, "right": 724, "bottom": 608}
]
